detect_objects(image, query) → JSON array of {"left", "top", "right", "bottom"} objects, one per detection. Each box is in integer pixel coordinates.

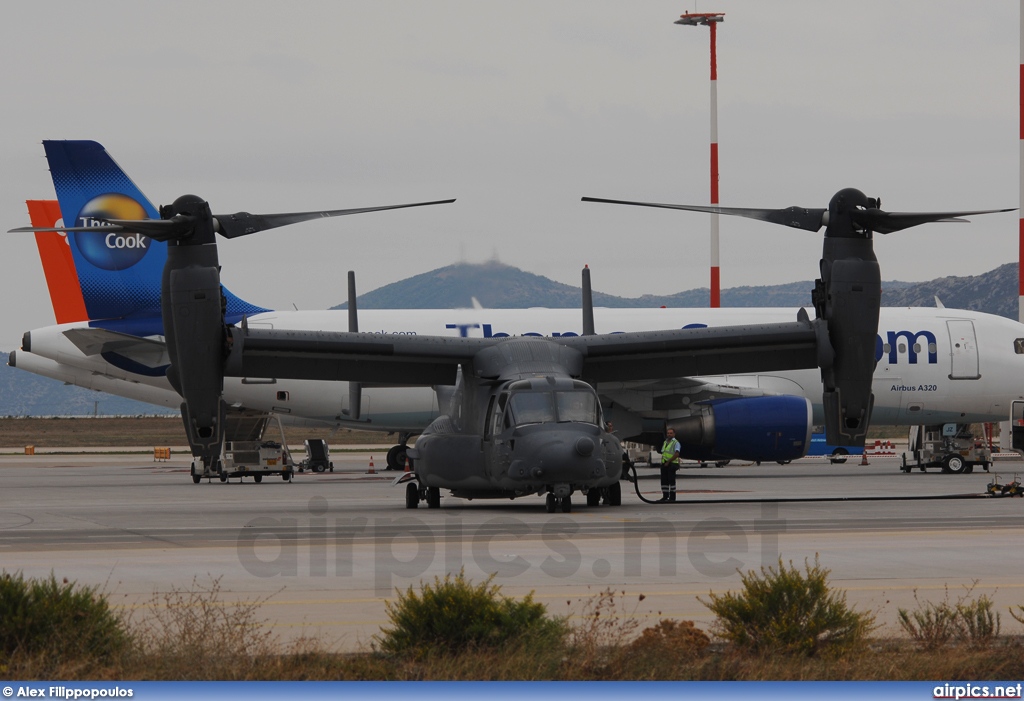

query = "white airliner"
[{"left": 9, "top": 142, "right": 1024, "bottom": 469}]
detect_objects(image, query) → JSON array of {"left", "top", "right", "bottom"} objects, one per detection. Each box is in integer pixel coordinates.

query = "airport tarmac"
[{"left": 1, "top": 450, "right": 1023, "bottom": 651}]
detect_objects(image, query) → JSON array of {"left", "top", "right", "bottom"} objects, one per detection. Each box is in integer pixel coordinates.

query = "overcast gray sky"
[{"left": 1, "top": 1, "right": 1018, "bottom": 350}]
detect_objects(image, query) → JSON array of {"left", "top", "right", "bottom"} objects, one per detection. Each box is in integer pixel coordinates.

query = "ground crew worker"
[{"left": 659, "top": 427, "right": 681, "bottom": 502}]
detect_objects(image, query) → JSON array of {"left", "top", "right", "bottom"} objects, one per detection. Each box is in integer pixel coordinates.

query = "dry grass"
[
  {"left": 9, "top": 638, "right": 1024, "bottom": 681},
  {"left": 0, "top": 416, "right": 389, "bottom": 448}
]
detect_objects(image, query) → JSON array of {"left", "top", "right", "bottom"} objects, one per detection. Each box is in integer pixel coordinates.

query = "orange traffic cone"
[
  {"left": 367, "top": 456, "right": 376, "bottom": 474},
  {"left": 860, "top": 450, "right": 869, "bottom": 466}
]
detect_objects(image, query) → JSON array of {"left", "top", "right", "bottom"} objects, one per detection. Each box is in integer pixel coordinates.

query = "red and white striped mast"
[{"left": 676, "top": 11, "right": 725, "bottom": 308}]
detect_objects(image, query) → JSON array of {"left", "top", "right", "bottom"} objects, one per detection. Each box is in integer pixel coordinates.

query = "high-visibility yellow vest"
[{"left": 661, "top": 439, "right": 679, "bottom": 465}]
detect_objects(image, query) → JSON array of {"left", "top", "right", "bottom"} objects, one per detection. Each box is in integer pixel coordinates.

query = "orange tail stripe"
[{"left": 27, "top": 199, "right": 89, "bottom": 324}]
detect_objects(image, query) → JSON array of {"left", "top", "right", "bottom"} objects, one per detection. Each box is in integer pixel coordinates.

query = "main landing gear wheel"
[
  {"left": 545, "top": 493, "right": 557, "bottom": 513},
  {"left": 831, "top": 448, "right": 849, "bottom": 464},
  {"left": 560, "top": 495, "right": 572, "bottom": 513},
  {"left": 190, "top": 464, "right": 201, "bottom": 484},
  {"left": 586, "top": 489, "right": 601, "bottom": 507},
  {"left": 426, "top": 486, "right": 441, "bottom": 509},
  {"left": 942, "top": 454, "right": 967, "bottom": 474},
  {"left": 386, "top": 444, "right": 408, "bottom": 471},
  {"left": 405, "top": 481, "right": 420, "bottom": 509},
  {"left": 605, "top": 481, "right": 622, "bottom": 506},
  {"left": 253, "top": 474, "right": 263, "bottom": 484}
]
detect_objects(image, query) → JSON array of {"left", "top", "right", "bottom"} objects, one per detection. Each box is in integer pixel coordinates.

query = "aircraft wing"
[
  {"left": 62, "top": 328, "right": 170, "bottom": 368},
  {"left": 224, "top": 316, "right": 823, "bottom": 385},
  {"left": 225, "top": 331, "right": 493, "bottom": 385},
  {"left": 565, "top": 322, "right": 820, "bottom": 382}
]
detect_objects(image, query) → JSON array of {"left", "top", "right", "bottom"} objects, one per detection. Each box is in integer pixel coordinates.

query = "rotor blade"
[
  {"left": 582, "top": 197, "right": 826, "bottom": 232},
  {"left": 109, "top": 216, "right": 195, "bottom": 241},
  {"left": 8, "top": 216, "right": 193, "bottom": 242},
  {"left": 853, "top": 208, "right": 1016, "bottom": 235},
  {"left": 9, "top": 224, "right": 123, "bottom": 234},
  {"left": 213, "top": 199, "right": 456, "bottom": 239}
]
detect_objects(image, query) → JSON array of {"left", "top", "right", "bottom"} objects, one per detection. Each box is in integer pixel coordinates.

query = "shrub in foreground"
[
  {"left": 377, "top": 571, "right": 566, "bottom": 657},
  {"left": 0, "top": 571, "right": 130, "bottom": 665},
  {"left": 898, "top": 586, "right": 1001, "bottom": 650},
  {"left": 131, "top": 577, "right": 278, "bottom": 680},
  {"left": 700, "top": 557, "right": 875, "bottom": 656}
]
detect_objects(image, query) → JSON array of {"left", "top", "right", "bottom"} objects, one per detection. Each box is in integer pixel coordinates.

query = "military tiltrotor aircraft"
[{"left": 12, "top": 142, "right": 1012, "bottom": 510}]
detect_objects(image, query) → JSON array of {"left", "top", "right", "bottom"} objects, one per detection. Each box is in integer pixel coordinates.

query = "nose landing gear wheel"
[{"left": 406, "top": 481, "right": 420, "bottom": 509}]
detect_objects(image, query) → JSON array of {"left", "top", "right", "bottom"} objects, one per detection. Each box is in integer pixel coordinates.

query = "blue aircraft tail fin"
[{"left": 43, "top": 140, "right": 267, "bottom": 333}]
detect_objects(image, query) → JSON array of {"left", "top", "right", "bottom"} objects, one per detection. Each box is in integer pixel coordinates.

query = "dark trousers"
[{"left": 660, "top": 462, "right": 677, "bottom": 501}]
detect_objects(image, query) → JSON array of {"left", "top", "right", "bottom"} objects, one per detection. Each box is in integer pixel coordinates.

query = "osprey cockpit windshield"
[{"left": 499, "top": 379, "right": 601, "bottom": 429}]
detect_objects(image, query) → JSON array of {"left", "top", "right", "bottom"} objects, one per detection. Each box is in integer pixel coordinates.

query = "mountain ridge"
[{"left": 334, "top": 261, "right": 1017, "bottom": 319}]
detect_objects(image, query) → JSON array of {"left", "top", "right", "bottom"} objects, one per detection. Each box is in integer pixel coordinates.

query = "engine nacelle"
[{"left": 670, "top": 396, "right": 812, "bottom": 463}]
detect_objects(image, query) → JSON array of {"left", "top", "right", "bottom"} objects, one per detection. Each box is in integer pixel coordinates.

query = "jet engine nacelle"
[{"left": 670, "top": 396, "right": 812, "bottom": 463}]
